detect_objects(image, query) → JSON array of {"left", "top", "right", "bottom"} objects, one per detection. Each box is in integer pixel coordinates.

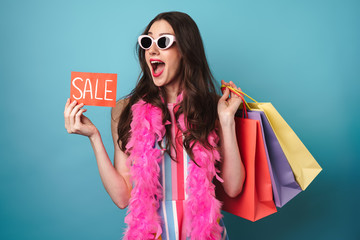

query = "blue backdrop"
[{"left": 1, "top": 0, "right": 359, "bottom": 239}]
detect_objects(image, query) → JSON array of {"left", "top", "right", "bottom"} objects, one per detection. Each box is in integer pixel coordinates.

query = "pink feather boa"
[{"left": 123, "top": 93, "right": 224, "bottom": 240}]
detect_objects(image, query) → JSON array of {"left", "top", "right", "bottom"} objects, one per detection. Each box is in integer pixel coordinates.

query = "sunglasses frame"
[{"left": 138, "top": 34, "right": 176, "bottom": 50}]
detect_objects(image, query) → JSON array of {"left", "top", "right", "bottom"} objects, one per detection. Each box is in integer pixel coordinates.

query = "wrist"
[
  {"left": 219, "top": 115, "right": 235, "bottom": 128},
  {"left": 89, "top": 128, "right": 100, "bottom": 142}
]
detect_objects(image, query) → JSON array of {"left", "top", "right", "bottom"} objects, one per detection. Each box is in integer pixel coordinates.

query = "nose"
[{"left": 148, "top": 42, "right": 159, "bottom": 55}]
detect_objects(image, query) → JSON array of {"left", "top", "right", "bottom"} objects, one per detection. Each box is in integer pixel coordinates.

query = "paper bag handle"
[
  {"left": 221, "top": 85, "right": 258, "bottom": 103},
  {"left": 220, "top": 84, "right": 248, "bottom": 117},
  {"left": 221, "top": 84, "right": 261, "bottom": 114}
]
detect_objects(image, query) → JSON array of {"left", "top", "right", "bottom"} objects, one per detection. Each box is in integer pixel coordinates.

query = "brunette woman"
[{"left": 64, "top": 11, "right": 245, "bottom": 240}]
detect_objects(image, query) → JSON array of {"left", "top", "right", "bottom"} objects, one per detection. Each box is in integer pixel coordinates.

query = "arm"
[
  {"left": 64, "top": 98, "right": 132, "bottom": 209},
  {"left": 89, "top": 99, "right": 132, "bottom": 209},
  {"left": 104, "top": 98, "right": 132, "bottom": 209},
  {"left": 89, "top": 113, "right": 132, "bottom": 209},
  {"left": 217, "top": 118, "right": 245, "bottom": 198},
  {"left": 217, "top": 80, "right": 245, "bottom": 198}
]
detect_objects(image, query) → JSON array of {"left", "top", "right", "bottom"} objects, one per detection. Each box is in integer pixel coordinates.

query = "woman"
[{"left": 64, "top": 11, "right": 245, "bottom": 240}]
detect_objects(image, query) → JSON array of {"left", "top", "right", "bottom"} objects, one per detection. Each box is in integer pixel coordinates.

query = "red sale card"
[{"left": 70, "top": 72, "right": 117, "bottom": 107}]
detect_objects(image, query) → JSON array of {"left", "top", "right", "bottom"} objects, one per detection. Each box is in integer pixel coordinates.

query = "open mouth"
[{"left": 150, "top": 59, "right": 165, "bottom": 77}]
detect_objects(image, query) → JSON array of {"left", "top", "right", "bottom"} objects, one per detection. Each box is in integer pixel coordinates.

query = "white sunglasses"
[{"left": 138, "top": 34, "right": 176, "bottom": 50}]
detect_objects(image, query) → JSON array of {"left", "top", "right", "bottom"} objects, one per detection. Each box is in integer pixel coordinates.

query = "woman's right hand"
[{"left": 64, "top": 98, "right": 98, "bottom": 138}]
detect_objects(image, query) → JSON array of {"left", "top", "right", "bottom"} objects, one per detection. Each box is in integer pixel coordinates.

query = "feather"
[{"left": 123, "top": 95, "right": 223, "bottom": 239}]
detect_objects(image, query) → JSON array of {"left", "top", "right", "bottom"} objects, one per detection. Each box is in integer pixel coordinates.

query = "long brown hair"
[{"left": 115, "top": 11, "right": 219, "bottom": 165}]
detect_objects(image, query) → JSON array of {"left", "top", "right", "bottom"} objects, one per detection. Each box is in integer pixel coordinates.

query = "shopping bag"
[
  {"left": 215, "top": 113, "right": 277, "bottom": 222},
  {"left": 250, "top": 102, "right": 321, "bottom": 190},
  {"left": 223, "top": 85, "right": 322, "bottom": 190},
  {"left": 246, "top": 110, "right": 302, "bottom": 207}
]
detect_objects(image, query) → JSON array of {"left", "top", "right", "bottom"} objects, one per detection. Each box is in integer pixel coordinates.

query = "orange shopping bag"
[{"left": 215, "top": 114, "right": 277, "bottom": 222}]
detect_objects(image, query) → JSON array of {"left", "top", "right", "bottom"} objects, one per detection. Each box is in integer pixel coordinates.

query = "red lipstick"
[{"left": 150, "top": 58, "right": 165, "bottom": 77}]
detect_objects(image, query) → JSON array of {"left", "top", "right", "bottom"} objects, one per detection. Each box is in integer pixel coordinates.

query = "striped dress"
[{"left": 155, "top": 103, "right": 229, "bottom": 240}]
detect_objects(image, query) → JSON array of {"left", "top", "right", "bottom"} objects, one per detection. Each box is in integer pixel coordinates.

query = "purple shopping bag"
[{"left": 245, "top": 110, "right": 302, "bottom": 207}]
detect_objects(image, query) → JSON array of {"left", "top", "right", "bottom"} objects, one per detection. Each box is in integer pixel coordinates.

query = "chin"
[
  {"left": 152, "top": 79, "right": 166, "bottom": 87},
  {"left": 152, "top": 74, "right": 168, "bottom": 87}
]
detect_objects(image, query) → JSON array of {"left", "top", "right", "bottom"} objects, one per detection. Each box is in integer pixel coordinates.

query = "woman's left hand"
[{"left": 217, "top": 80, "right": 243, "bottom": 126}]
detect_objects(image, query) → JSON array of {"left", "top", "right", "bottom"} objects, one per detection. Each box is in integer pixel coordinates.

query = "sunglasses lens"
[
  {"left": 140, "top": 37, "right": 152, "bottom": 49},
  {"left": 157, "top": 36, "right": 171, "bottom": 49}
]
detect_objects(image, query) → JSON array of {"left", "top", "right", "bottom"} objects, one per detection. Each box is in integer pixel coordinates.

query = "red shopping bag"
[{"left": 215, "top": 116, "right": 277, "bottom": 222}]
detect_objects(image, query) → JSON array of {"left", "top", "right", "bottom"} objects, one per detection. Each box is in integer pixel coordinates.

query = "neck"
[{"left": 164, "top": 78, "right": 182, "bottom": 103}]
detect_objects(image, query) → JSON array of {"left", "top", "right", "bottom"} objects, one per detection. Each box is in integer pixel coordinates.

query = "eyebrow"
[{"left": 147, "top": 32, "right": 173, "bottom": 36}]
